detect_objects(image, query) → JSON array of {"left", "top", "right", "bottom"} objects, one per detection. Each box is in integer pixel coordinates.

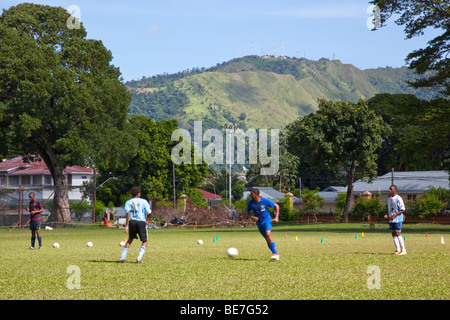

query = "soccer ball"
[
  {"left": 197, "top": 239, "right": 204, "bottom": 245},
  {"left": 53, "top": 242, "right": 60, "bottom": 248},
  {"left": 119, "top": 241, "right": 126, "bottom": 247},
  {"left": 86, "top": 241, "right": 93, "bottom": 247},
  {"left": 226, "top": 247, "right": 239, "bottom": 258}
]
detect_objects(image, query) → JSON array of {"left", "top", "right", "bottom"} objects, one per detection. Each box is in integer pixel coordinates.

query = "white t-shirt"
[{"left": 387, "top": 194, "right": 405, "bottom": 223}]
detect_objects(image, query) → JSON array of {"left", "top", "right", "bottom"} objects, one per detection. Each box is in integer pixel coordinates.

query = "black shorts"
[{"left": 128, "top": 220, "right": 148, "bottom": 242}]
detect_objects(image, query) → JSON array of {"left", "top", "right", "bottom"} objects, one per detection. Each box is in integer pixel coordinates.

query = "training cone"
[
  {"left": 404, "top": 236, "right": 407, "bottom": 241},
  {"left": 426, "top": 233, "right": 428, "bottom": 238},
  {"left": 362, "top": 232, "right": 364, "bottom": 237},
  {"left": 213, "top": 238, "right": 216, "bottom": 243},
  {"left": 441, "top": 236, "right": 445, "bottom": 244},
  {"left": 321, "top": 237, "right": 324, "bottom": 243},
  {"left": 295, "top": 236, "right": 298, "bottom": 241},
  {"left": 285, "top": 234, "right": 287, "bottom": 239},
  {"left": 355, "top": 234, "right": 358, "bottom": 239}
]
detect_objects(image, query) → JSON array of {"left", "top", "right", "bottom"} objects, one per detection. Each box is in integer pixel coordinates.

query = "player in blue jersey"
[
  {"left": 384, "top": 185, "right": 407, "bottom": 255},
  {"left": 119, "top": 187, "right": 152, "bottom": 263},
  {"left": 247, "top": 188, "right": 280, "bottom": 260}
]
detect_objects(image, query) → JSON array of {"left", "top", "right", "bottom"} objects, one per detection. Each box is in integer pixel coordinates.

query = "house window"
[
  {"left": 32, "top": 175, "right": 42, "bottom": 186},
  {"left": 22, "top": 176, "right": 31, "bottom": 186},
  {"left": 407, "top": 194, "right": 417, "bottom": 201},
  {"left": 9, "top": 176, "right": 19, "bottom": 186},
  {"left": 0, "top": 174, "right": 6, "bottom": 186},
  {"left": 67, "top": 175, "right": 72, "bottom": 186},
  {"left": 353, "top": 195, "right": 359, "bottom": 202},
  {"left": 45, "top": 175, "right": 53, "bottom": 185}
]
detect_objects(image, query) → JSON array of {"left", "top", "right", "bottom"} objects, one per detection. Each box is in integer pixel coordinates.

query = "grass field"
[{"left": 0, "top": 223, "right": 448, "bottom": 300}]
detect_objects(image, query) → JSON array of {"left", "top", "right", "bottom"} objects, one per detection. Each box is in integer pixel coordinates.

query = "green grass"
[{"left": 0, "top": 223, "right": 448, "bottom": 300}]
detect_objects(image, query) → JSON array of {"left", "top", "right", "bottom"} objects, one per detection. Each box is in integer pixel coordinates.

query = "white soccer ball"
[
  {"left": 53, "top": 242, "right": 60, "bottom": 248},
  {"left": 226, "top": 247, "right": 239, "bottom": 258},
  {"left": 119, "top": 241, "right": 126, "bottom": 247},
  {"left": 86, "top": 241, "right": 93, "bottom": 247},
  {"left": 197, "top": 239, "right": 204, "bottom": 245}
]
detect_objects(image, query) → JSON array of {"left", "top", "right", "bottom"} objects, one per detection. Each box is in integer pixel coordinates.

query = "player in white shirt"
[{"left": 384, "top": 185, "right": 407, "bottom": 255}]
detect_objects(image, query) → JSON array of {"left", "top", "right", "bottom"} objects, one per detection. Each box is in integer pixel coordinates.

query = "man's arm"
[
  {"left": 124, "top": 211, "right": 130, "bottom": 233},
  {"left": 272, "top": 203, "right": 280, "bottom": 223}
]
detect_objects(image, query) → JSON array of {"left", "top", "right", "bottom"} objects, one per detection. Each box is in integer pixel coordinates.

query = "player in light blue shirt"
[
  {"left": 247, "top": 188, "right": 280, "bottom": 260},
  {"left": 119, "top": 187, "right": 152, "bottom": 263}
]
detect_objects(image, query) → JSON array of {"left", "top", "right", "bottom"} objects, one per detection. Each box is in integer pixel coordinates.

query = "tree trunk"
[
  {"left": 53, "top": 166, "right": 71, "bottom": 223},
  {"left": 35, "top": 146, "right": 72, "bottom": 223},
  {"left": 342, "top": 160, "right": 358, "bottom": 223}
]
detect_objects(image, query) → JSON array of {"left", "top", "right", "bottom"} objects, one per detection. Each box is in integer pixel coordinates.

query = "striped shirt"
[{"left": 29, "top": 200, "right": 43, "bottom": 221}]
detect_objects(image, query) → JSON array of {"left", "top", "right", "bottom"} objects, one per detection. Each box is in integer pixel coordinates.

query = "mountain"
[{"left": 126, "top": 55, "right": 439, "bottom": 130}]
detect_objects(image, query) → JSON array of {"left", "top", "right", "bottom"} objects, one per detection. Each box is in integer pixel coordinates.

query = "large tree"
[
  {"left": 370, "top": 0, "right": 450, "bottom": 95},
  {"left": 368, "top": 93, "right": 450, "bottom": 172},
  {"left": 0, "top": 4, "right": 135, "bottom": 222},
  {"left": 285, "top": 99, "right": 390, "bottom": 222}
]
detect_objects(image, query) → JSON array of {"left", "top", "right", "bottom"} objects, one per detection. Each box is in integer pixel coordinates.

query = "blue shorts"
[
  {"left": 257, "top": 218, "right": 272, "bottom": 237},
  {"left": 30, "top": 220, "right": 41, "bottom": 231},
  {"left": 389, "top": 222, "right": 402, "bottom": 232}
]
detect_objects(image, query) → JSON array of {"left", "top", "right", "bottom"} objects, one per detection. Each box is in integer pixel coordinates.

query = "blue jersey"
[
  {"left": 124, "top": 197, "right": 151, "bottom": 222},
  {"left": 247, "top": 197, "right": 275, "bottom": 222}
]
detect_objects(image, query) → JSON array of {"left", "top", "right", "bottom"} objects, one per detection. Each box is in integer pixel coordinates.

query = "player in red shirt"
[{"left": 27, "top": 192, "right": 44, "bottom": 249}]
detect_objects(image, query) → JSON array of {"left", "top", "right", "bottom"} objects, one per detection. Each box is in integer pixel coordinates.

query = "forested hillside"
[{"left": 126, "top": 55, "right": 439, "bottom": 130}]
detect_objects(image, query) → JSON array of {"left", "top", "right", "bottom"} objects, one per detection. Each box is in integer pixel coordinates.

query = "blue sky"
[{"left": 1, "top": 0, "right": 441, "bottom": 82}]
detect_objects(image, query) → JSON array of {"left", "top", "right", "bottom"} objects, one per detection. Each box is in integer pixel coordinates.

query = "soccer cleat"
[
  {"left": 271, "top": 254, "right": 280, "bottom": 261},
  {"left": 136, "top": 259, "right": 143, "bottom": 263},
  {"left": 397, "top": 251, "right": 407, "bottom": 255},
  {"left": 27, "top": 247, "right": 35, "bottom": 250},
  {"left": 393, "top": 251, "right": 400, "bottom": 255},
  {"left": 38, "top": 246, "right": 42, "bottom": 250}
]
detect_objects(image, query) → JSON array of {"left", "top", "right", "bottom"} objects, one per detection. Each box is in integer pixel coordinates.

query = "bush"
[
  {"left": 407, "top": 191, "right": 447, "bottom": 219},
  {"left": 350, "top": 197, "right": 384, "bottom": 222},
  {"left": 298, "top": 188, "right": 325, "bottom": 216}
]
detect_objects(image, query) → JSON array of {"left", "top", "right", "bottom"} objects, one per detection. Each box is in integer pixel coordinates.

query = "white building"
[{"left": 0, "top": 156, "right": 94, "bottom": 202}]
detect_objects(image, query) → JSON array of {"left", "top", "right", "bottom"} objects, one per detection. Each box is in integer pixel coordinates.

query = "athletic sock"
[
  {"left": 31, "top": 237, "right": 35, "bottom": 248},
  {"left": 268, "top": 242, "right": 278, "bottom": 255},
  {"left": 119, "top": 248, "right": 129, "bottom": 260},
  {"left": 38, "top": 237, "right": 42, "bottom": 247},
  {"left": 397, "top": 236, "right": 405, "bottom": 252},
  {"left": 137, "top": 246, "right": 146, "bottom": 261},
  {"left": 393, "top": 237, "right": 400, "bottom": 252}
]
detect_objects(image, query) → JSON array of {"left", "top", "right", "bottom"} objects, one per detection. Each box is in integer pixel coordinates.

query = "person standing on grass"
[
  {"left": 384, "top": 185, "right": 407, "bottom": 255},
  {"left": 27, "top": 192, "right": 44, "bottom": 250},
  {"left": 119, "top": 187, "right": 151, "bottom": 263},
  {"left": 247, "top": 188, "right": 280, "bottom": 260}
]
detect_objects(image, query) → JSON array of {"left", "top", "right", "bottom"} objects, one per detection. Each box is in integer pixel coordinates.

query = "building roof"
[
  {"left": 0, "top": 156, "right": 94, "bottom": 175},
  {"left": 352, "top": 170, "right": 449, "bottom": 194},
  {"left": 242, "top": 187, "right": 301, "bottom": 202},
  {"left": 196, "top": 188, "right": 222, "bottom": 199}
]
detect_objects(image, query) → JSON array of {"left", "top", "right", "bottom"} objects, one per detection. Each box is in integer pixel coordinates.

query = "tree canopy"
[
  {"left": 370, "top": 0, "right": 450, "bottom": 95},
  {"left": 285, "top": 99, "right": 391, "bottom": 222},
  {"left": 0, "top": 4, "right": 135, "bottom": 221}
]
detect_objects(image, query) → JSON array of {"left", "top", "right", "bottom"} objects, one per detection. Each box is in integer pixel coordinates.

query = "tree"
[
  {"left": 0, "top": 4, "right": 135, "bottom": 222},
  {"left": 368, "top": 93, "right": 450, "bottom": 172},
  {"left": 96, "top": 116, "right": 209, "bottom": 205},
  {"left": 285, "top": 99, "right": 391, "bottom": 222},
  {"left": 370, "top": 0, "right": 450, "bottom": 95}
]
